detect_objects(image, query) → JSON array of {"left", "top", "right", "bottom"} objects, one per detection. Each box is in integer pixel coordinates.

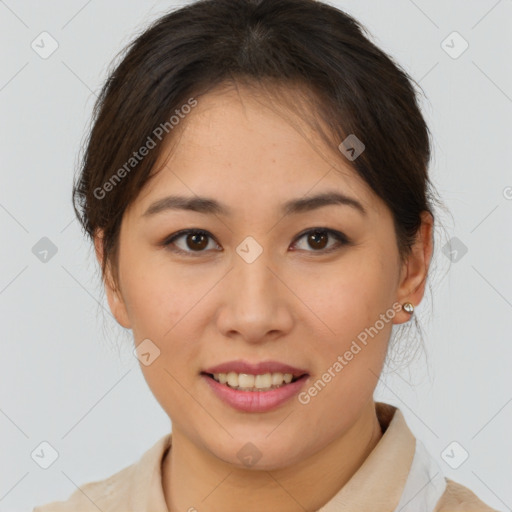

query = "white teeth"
[
  {"left": 272, "top": 372, "right": 284, "bottom": 386},
  {"left": 211, "top": 372, "right": 297, "bottom": 391},
  {"left": 255, "top": 373, "right": 271, "bottom": 388},
  {"left": 227, "top": 372, "right": 238, "bottom": 388},
  {"left": 238, "top": 373, "right": 254, "bottom": 388}
]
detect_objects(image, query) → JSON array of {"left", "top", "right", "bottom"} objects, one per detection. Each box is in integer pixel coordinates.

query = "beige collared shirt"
[{"left": 33, "top": 402, "right": 499, "bottom": 511}]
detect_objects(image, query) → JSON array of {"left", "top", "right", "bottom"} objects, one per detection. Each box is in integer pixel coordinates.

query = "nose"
[{"left": 215, "top": 250, "right": 294, "bottom": 344}]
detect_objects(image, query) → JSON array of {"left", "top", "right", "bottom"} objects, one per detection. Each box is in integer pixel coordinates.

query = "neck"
[{"left": 162, "top": 400, "right": 383, "bottom": 512}]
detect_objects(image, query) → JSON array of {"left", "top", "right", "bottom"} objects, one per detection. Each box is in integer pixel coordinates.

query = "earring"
[{"left": 402, "top": 302, "right": 414, "bottom": 314}]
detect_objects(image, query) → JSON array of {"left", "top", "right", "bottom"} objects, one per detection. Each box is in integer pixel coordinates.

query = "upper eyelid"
[{"left": 163, "top": 229, "right": 221, "bottom": 252}]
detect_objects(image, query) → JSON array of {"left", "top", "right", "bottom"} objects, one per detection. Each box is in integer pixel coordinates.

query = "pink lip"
[
  {"left": 202, "top": 359, "right": 309, "bottom": 378},
  {"left": 201, "top": 373, "right": 310, "bottom": 413}
]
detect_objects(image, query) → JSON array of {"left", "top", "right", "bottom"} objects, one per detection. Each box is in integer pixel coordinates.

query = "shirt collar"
[
  {"left": 132, "top": 401, "right": 445, "bottom": 512},
  {"left": 318, "top": 402, "right": 446, "bottom": 511}
]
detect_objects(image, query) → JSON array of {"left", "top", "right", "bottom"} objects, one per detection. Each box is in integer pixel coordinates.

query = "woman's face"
[{"left": 100, "top": 85, "right": 427, "bottom": 469}]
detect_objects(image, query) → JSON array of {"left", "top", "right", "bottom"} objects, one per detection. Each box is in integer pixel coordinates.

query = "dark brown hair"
[{"left": 73, "top": 0, "right": 445, "bottom": 359}]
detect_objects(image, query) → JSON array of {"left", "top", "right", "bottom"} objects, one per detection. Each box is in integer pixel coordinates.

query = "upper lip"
[{"left": 202, "top": 360, "right": 309, "bottom": 378}]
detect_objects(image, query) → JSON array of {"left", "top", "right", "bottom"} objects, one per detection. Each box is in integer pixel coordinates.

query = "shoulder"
[
  {"left": 32, "top": 434, "right": 172, "bottom": 512},
  {"left": 31, "top": 462, "right": 138, "bottom": 512},
  {"left": 434, "top": 477, "right": 501, "bottom": 512}
]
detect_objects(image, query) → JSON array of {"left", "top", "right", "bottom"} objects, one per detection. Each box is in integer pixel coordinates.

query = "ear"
[
  {"left": 393, "top": 211, "right": 434, "bottom": 324},
  {"left": 93, "top": 229, "right": 132, "bottom": 329}
]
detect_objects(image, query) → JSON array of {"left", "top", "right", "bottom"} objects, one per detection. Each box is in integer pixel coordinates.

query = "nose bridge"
[
  {"left": 232, "top": 246, "right": 279, "bottom": 308},
  {"left": 232, "top": 233, "right": 276, "bottom": 290}
]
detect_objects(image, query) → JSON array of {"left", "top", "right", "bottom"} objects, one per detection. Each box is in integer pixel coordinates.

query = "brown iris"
[
  {"left": 307, "top": 230, "right": 329, "bottom": 250},
  {"left": 186, "top": 232, "right": 209, "bottom": 251}
]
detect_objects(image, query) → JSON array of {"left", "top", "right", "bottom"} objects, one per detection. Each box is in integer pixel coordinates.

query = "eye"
[
  {"left": 162, "top": 229, "right": 221, "bottom": 256},
  {"left": 162, "top": 227, "right": 350, "bottom": 256},
  {"left": 291, "top": 228, "right": 350, "bottom": 254}
]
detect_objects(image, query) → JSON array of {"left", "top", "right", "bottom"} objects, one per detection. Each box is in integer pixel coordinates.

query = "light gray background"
[{"left": 1, "top": 1, "right": 511, "bottom": 510}]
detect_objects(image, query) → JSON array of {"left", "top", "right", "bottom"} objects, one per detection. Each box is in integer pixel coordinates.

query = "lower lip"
[{"left": 201, "top": 373, "right": 309, "bottom": 413}]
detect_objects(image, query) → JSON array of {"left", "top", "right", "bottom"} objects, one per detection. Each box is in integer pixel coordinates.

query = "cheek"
[
  {"left": 118, "top": 253, "right": 198, "bottom": 340},
  {"left": 304, "top": 250, "right": 397, "bottom": 332},
  {"left": 290, "top": 278, "right": 392, "bottom": 451},
  {"left": 297, "top": 249, "right": 397, "bottom": 384},
  {"left": 118, "top": 254, "right": 211, "bottom": 392},
  {"left": 119, "top": 261, "right": 207, "bottom": 420}
]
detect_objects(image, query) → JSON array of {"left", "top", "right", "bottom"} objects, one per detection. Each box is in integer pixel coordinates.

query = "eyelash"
[{"left": 161, "top": 228, "right": 351, "bottom": 257}]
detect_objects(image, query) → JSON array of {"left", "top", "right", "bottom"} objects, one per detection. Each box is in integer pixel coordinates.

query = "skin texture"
[{"left": 95, "top": 84, "right": 433, "bottom": 512}]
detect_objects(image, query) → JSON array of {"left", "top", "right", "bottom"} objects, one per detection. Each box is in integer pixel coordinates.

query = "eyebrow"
[{"left": 142, "top": 191, "right": 367, "bottom": 218}]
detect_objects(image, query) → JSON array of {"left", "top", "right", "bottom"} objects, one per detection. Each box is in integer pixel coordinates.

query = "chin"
[{"left": 209, "top": 435, "right": 306, "bottom": 471}]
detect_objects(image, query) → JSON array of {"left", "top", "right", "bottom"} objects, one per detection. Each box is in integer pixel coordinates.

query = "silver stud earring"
[{"left": 402, "top": 302, "right": 414, "bottom": 314}]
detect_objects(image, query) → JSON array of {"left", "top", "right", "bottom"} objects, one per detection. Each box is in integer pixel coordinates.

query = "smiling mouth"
[{"left": 201, "top": 372, "right": 308, "bottom": 392}]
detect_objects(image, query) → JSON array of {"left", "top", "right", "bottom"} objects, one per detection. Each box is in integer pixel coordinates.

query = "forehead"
[{"left": 131, "top": 84, "right": 380, "bottom": 218}]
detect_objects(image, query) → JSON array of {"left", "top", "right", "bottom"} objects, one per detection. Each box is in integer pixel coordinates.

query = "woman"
[{"left": 33, "top": 0, "right": 498, "bottom": 510}]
